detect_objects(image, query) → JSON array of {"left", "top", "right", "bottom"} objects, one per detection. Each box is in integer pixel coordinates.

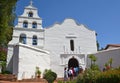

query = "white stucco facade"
[
  {"left": 44, "top": 19, "right": 97, "bottom": 77},
  {"left": 7, "top": 1, "right": 120, "bottom": 80},
  {"left": 12, "top": 43, "right": 50, "bottom": 80}
]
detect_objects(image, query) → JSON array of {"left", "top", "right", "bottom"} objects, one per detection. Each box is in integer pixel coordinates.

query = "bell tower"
[
  {"left": 7, "top": 1, "right": 46, "bottom": 77},
  {"left": 17, "top": 0, "right": 42, "bottom": 29},
  {"left": 11, "top": 0, "right": 44, "bottom": 47}
]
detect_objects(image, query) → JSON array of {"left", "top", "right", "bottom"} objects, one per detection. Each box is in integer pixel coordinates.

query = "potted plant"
[
  {"left": 104, "top": 63, "right": 110, "bottom": 70},
  {"left": 35, "top": 67, "right": 41, "bottom": 78}
]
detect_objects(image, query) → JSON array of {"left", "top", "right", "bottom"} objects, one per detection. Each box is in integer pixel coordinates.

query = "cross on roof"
[{"left": 30, "top": 0, "right": 33, "bottom": 5}]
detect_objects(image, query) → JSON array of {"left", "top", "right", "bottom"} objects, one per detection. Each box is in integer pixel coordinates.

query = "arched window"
[
  {"left": 32, "top": 22, "right": 37, "bottom": 28},
  {"left": 70, "top": 40, "right": 74, "bottom": 51},
  {"left": 32, "top": 35, "right": 37, "bottom": 45},
  {"left": 28, "top": 12, "right": 33, "bottom": 17},
  {"left": 19, "top": 34, "right": 26, "bottom": 44},
  {"left": 23, "top": 21, "right": 28, "bottom": 28}
]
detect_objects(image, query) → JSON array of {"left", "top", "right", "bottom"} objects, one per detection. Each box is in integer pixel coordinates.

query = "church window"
[
  {"left": 70, "top": 40, "right": 74, "bottom": 51},
  {"left": 19, "top": 34, "right": 27, "bottom": 44},
  {"left": 28, "top": 12, "right": 33, "bottom": 17},
  {"left": 32, "top": 22, "right": 37, "bottom": 28},
  {"left": 23, "top": 21, "right": 28, "bottom": 28},
  {"left": 32, "top": 35, "right": 37, "bottom": 45}
]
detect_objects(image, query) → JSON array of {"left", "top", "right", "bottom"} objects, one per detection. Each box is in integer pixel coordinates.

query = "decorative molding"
[
  {"left": 15, "top": 43, "right": 49, "bottom": 54},
  {"left": 18, "top": 16, "right": 41, "bottom": 20},
  {"left": 12, "top": 36, "right": 44, "bottom": 40},
  {"left": 60, "top": 54, "right": 85, "bottom": 65},
  {"left": 65, "top": 35, "right": 77, "bottom": 38},
  {"left": 14, "top": 27, "right": 44, "bottom": 32}
]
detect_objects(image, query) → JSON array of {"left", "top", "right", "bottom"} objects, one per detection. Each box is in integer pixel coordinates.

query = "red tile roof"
[{"left": 105, "top": 44, "right": 120, "bottom": 50}]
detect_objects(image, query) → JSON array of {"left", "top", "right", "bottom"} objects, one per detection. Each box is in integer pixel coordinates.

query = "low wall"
[
  {"left": 0, "top": 74, "right": 16, "bottom": 81},
  {"left": 87, "top": 48, "right": 120, "bottom": 70}
]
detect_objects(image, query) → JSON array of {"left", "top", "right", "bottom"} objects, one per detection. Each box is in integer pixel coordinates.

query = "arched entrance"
[{"left": 68, "top": 57, "right": 79, "bottom": 68}]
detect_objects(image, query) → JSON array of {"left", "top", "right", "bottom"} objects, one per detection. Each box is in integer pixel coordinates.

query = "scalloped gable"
[
  {"left": 45, "top": 18, "right": 94, "bottom": 32},
  {"left": 19, "top": 1, "right": 40, "bottom": 19}
]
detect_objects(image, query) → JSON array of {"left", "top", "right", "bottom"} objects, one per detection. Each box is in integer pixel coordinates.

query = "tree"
[
  {"left": 89, "top": 54, "right": 94, "bottom": 69},
  {"left": 88, "top": 54, "right": 97, "bottom": 69},
  {"left": 0, "top": 0, "right": 18, "bottom": 72},
  {"left": 0, "top": 48, "right": 7, "bottom": 61},
  {"left": 108, "top": 58, "right": 113, "bottom": 68},
  {"left": 92, "top": 55, "right": 97, "bottom": 65},
  {"left": 0, "top": 0, "right": 18, "bottom": 47},
  {"left": 0, "top": 61, "right": 6, "bottom": 72},
  {"left": 96, "top": 40, "right": 100, "bottom": 51}
]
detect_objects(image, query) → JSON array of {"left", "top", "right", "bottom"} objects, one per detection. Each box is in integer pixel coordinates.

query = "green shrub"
[
  {"left": 1, "top": 70, "right": 11, "bottom": 74},
  {"left": 96, "top": 69, "right": 120, "bottom": 83},
  {"left": 76, "top": 68, "right": 100, "bottom": 83},
  {"left": 43, "top": 69, "right": 57, "bottom": 83},
  {"left": 58, "top": 68, "right": 120, "bottom": 83},
  {"left": 76, "top": 74, "right": 84, "bottom": 83},
  {"left": 57, "top": 80, "right": 63, "bottom": 83},
  {"left": 76, "top": 69, "right": 120, "bottom": 83},
  {"left": 58, "top": 80, "right": 76, "bottom": 83}
]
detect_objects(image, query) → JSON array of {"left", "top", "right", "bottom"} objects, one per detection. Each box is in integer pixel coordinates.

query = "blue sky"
[{"left": 15, "top": 0, "right": 120, "bottom": 48}]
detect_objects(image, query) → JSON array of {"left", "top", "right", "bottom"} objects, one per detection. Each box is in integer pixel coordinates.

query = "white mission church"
[{"left": 6, "top": 1, "right": 120, "bottom": 80}]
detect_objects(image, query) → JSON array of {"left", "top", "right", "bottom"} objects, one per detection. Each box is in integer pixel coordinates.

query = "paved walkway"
[
  {"left": 0, "top": 81, "right": 46, "bottom": 83},
  {"left": 0, "top": 80, "right": 48, "bottom": 83}
]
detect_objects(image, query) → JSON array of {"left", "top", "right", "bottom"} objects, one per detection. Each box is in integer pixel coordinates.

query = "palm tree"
[
  {"left": 89, "top": 54, "right": 94, "bottom": 69},
  {"left": 92, "top": 56, "right": 97, "bottom": 65},
  {"left": 88, "top": 54, "right": 97, "bottom": 69},
  {"left": 108, "top": 58, "right": 113, "bottom": 68}
]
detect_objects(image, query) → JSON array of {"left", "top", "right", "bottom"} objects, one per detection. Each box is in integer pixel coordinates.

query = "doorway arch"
[{"left": 68, "top": 57, "right": 79, "bottom": 68}]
